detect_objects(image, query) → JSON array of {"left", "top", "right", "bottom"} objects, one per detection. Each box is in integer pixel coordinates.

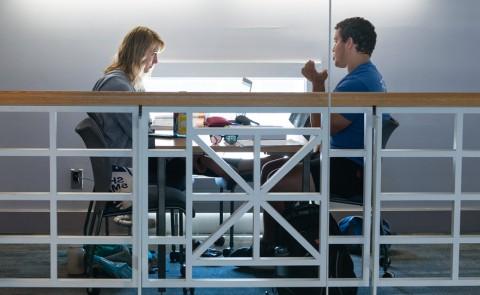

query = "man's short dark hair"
[{"left": 335, "top": 17, "right": 377, "bottom": 56}]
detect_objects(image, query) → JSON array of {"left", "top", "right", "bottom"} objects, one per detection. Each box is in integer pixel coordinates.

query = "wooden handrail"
[{"left": 1, "top": 91, "right": 480, "bottom": 107}]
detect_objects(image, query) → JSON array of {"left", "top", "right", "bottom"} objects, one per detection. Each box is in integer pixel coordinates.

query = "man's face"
[
  {"left": 143, "top": 45, "right": 159, "bottom": 73},
  {"left": 332, "top": 30, "right": 347, "bottom": 68}
]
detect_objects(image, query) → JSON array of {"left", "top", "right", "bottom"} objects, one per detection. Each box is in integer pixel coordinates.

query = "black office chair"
[
  {"left": 75, "top": 117, "right": 186, "bottom": 236},
  {"left": 75, "top": 117, "right": 188, "bottom": 294},
  {"left": 331, "top": 116, "right": 399, "bottom": 278},
  {"left": 259, "top": 117, "right": 399, "bottom": 275},
  {"left": 213, "top": 176, "right": 251, "bottom": 256}
]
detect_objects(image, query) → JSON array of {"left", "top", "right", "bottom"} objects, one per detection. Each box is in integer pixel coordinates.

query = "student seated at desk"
[
  {"left": 91, "top": 26, "right": 247, "bottom": 206},
  {"left": 243, "top": 17, "right": 388, "bottom": 255}
]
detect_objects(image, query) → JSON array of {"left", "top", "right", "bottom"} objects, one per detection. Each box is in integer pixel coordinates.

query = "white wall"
[
  {"left": 1, "top": 0, "right": 480, "bottom": 209},
  {"left": 1, "top": 0, "right": 479, "bottom": 90}
]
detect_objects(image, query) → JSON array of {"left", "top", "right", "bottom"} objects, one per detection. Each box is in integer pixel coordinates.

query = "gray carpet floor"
[{"left": 1, "top": 244, "right": 480, "bottom": 294}]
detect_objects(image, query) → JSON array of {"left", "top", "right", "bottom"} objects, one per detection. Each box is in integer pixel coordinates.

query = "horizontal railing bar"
[
  {"left": 0, "top": 235, "right": 52, "bottom": 244},
  {"left": 264, "top": 193, "right": 324, "bottom": 202},
  {"left": 194, "top": 127, "right": 321, "bottom": 136},
  {"left": 458, "top": 236, "right": 480, "bottom": 243},
  {"left": 147, "top": 236, "right": 186, "bottom": 245},
  {"left": 143, "top": 278, "right": 366, "bottom": 288},
  {"left": 379, "top": 192, "right": 456, "bottom": 201},
  {"left": 147, "top": 149, "right": 187, "bottom": 157},
  {"left": 378, "top": 235, "right": 453, "bottom": 244},
  {"left": 329, "top": 236, "right": 365, "bottom": 244},
  {"left": 0, "top": 278, "right": 134, "bottom": 288},
  {"left": 0, "top": 91, "right": 329, "bottom": 107},
  {"left": 0, "top": 148, "right": 50, "bottom": 156},
  {"left": 57, "top": 236, "right": 133, "bottom": 244},
  {"left": 56, "top": 192, "right": 132, "bottom": 201},
  {"left": 145, "top": 106, "right": 325, "bottom": 113},
  {"left": 0, "top": 192, "right": 51, "bottom": 201},
  {"left": 193, "top": 257, "right": 320, "bottom": 267},
  {"left": 330, "top": 149, "right": 366, "bottom": 157},
  {"left": 56, "top": 148, "right": 132, "bottom": 157},
  {"left": 3, "top": 91, "right": 480, "bottom": 107},
  {"left": 192, "top": 193, "right": 250, "bottom": 202},
  {"left": 460, "top": 150, "right": 480, "bottom": 157},
  {"left": 378, "top": 277, "right": 480, "bottom": 287},
  {"left": 380, "top": 149, "right": 455, "bottom": 157}
]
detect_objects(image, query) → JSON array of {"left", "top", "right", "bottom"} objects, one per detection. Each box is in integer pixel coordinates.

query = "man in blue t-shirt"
[
  {"left": 302, "top": 17, "right": 386, "bottom": 198},
  {"left": 251, "top": 17, "right": 387, "bottom": 255}
]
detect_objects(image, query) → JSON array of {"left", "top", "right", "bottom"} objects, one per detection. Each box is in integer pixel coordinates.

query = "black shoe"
[
  {"left": 229, "top": 246, "right": 252, "bottom": 257},
  {"left": 228, "top": 244, "right": 276, "bottom": 257}
]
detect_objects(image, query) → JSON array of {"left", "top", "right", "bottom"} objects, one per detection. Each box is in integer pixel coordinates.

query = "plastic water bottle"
[{"left": 173, "top": 113, "right": 187, "bottom": 137}]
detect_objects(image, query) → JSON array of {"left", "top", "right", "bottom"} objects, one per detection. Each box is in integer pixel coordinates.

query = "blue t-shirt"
[{"left": 330, "top": 61, "right": 387, "bottom": 166}]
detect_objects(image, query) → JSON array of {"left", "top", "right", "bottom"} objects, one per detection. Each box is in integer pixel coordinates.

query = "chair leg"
[
  {"left": 227, "top": 182, "right": 237, "bottom": 250},
  {"left": 214, "top": 187, "right": 226, "bottom": 247},
  {"left": 105, "top": 217, "right": 110, "bottom": 236},
  {"left": 179, "top": 210, "right": 184, "bottom": 259},
  {"left": 380, "top": 221, "right": 394, "bottom": 278},
  {"left": 83, "top": 201, "right": 94, "bottom": 236},
  {"left": 170, "top": 208, "right": 181, "bottom": 263},
  {"left": 219, "top": 201, "right": 224, "bottom": 224},
  {"left": 93, "top": 205, "right": 105, "bottom": 236},
  {"left": 229, "top": 201, "right": 234, "bottom": 249},
  {"left": 86, "top": 202, "right": 100, "bottom": 236},
  {"left": 171, "top": 208, "right": 176, "bottom": 253}
]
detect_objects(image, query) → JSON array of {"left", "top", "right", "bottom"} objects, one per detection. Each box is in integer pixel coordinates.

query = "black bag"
[{"left": 276, "top": 203, "right": 357, "bottom": 295}]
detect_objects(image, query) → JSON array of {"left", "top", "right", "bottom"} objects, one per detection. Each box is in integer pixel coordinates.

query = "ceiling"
[{"left": 2, "top": 0, "right": 330, "bottom": 62}]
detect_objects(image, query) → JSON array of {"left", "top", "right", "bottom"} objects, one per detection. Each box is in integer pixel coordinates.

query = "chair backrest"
[
  {"left": 75, "top": 117, "right": 112, "bottom": 193},
  {"left": 382, "top": 117, "right": 400, "bottom": 148}
]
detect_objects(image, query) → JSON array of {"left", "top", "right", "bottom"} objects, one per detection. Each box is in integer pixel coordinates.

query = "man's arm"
[
  {"left": 310, "top": 113, "right": 351, "bottom": 135},
  {"left": 302, "top": 60, "right": 352, "bottom": 135}
]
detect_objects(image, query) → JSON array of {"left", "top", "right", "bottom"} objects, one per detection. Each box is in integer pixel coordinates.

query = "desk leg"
[
  {"left": 302, "top": 154, "right": 311, "bottom": 193},
  {"left": 156, "top": 158, "right": 166, "bottom": 291}
]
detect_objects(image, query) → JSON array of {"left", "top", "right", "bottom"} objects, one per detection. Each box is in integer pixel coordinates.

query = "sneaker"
[{"left": 192, "top": 239, "right": 222, "bottom": 257}]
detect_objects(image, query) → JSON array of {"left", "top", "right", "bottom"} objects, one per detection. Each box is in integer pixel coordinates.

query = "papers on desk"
[
  {"left": 219, "top": 151, "right": 269, "bottom": 159},
  {"left": 152, "top": 115, "right": 173, "bottom": 129},
  {"left": 149, "top": 129, "right": 174, "bottom": 138}
]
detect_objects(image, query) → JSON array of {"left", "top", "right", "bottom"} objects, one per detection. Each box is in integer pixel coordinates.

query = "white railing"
[
  {"left": 372, "top": 107, "right": 480, "bottom": 293},
  {"left": 1, "top": 92, "right": 480, "bottom": 294}
]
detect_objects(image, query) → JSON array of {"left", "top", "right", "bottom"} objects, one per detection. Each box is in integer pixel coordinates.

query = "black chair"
[
  {"left": 331, "top": 116, "right": 399, "bottom": 278},
  {"left": 213, "top": 176, "right": 247, "bottom": 256},
  {"left": 75, "top": 117, "right": 188, "bottom": 294},
  {"left": 258, "top": 117, "right": 399, "bottom": 275},
  {"left": 75, "top": 117, "right": 186, "bottom": 236}
]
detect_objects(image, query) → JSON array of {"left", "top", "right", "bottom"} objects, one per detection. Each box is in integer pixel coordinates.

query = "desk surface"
[{"left": 154, "top": 135, "right": 307, "bottom": 154}]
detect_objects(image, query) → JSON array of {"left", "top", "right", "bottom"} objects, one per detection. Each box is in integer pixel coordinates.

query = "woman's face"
[{"left": 142, "top": 45, "right": 160, "bottom": 73}]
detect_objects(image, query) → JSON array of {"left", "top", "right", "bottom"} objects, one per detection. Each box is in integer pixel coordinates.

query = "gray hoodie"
[{"left": 91, "top": 70, "right": 134, "bottom": 167}]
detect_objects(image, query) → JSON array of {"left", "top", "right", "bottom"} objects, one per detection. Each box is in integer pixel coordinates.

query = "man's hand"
[{"left": 301, "top": 60, "right": 328, "bottom": 84}]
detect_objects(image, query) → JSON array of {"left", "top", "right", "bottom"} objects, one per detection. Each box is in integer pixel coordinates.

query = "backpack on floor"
[
  {"left": 338, "top": 215, "right": 392, "bottom": 256},
  {"left": 276, "top": 203, "right": 357, "bottom": 295}
]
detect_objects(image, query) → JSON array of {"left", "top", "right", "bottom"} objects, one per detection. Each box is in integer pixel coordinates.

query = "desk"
[
  {"left": 154, "top": 135, "right": 307, "bottom": 154},
  {"left": 151, "top": 135, "right": 308, "bottom": 282}
]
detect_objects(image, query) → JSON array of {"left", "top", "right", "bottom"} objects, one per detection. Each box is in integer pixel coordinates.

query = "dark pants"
[
  {"left": 310, "top": 157, "right": 363, "bottom": 200},
  {"left": 148, "top": 157, "right": 186, "bottom": 191}
]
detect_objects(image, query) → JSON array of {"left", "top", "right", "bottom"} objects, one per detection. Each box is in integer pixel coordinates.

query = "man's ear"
[{"left": 345, "top": 37, "right": 355, "bottom": 50}]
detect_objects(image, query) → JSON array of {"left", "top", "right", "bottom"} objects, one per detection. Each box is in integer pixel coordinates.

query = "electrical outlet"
[{"left": 70, "top": 168, "right": 83, "bottom": 189}]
